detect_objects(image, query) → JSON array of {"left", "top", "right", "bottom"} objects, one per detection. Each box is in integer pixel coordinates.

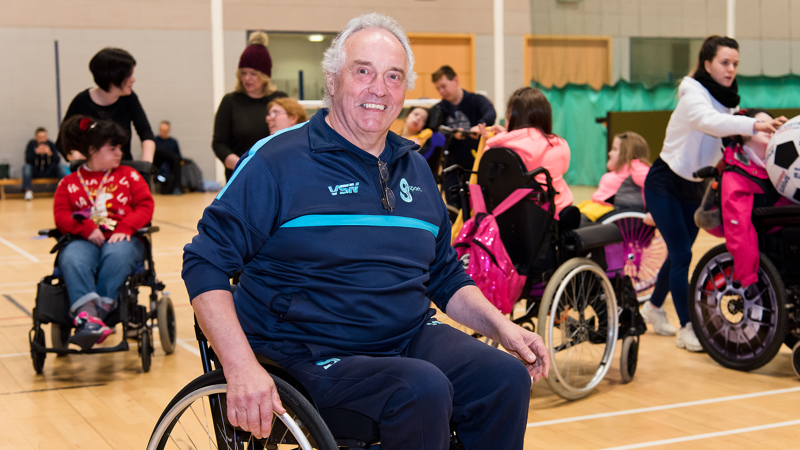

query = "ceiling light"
[{"left": 308, "top": 34, "right": 324, "bottom": 42}]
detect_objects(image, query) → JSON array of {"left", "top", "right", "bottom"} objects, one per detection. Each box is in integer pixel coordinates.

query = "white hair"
[{"left": 321, "top": 13, "right": 416, "bottom": 106}]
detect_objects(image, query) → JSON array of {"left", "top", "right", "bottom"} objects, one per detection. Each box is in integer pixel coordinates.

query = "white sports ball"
[{"left": 765, "top": 115, "right": 800, "bottom": 204}]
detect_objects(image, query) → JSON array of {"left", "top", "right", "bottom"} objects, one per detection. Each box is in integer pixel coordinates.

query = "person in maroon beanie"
[{"left": 212, "top": 31, "right": 288, "bottom": 181}]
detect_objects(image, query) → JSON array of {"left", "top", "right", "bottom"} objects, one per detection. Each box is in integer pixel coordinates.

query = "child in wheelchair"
[
  {"left": 577, "top": 131, "right": 653, "bottom": 225},
  {"left": 482, "top": 86, "right": 574, "bottom": 219},
  {"left": 694, "top": 109, "right": 789, "bottom": 289},
  {"left": 53, "top": 115, "right": 154, "bottom": 350}
]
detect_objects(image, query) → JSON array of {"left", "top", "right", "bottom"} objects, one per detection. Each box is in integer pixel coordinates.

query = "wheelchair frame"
[
  {"left": 28, "top": 161, "right": 176, "bottom": 374},
  {"left": 445, "top": 147, "right": 647, "bottom": 399}
]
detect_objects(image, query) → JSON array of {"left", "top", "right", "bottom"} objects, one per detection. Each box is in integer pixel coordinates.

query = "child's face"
[
  {"left": 89, "top": 143, "right": 122, "bottom": 171},
  {"left": 607, "top": 137, "right": 621, "bottom": 171},
  {"left": 404, "top": 108, "right": 428, "bottom": 135},
  {"left": 746, "top": 112, "right": 774, "bottom": 161}
]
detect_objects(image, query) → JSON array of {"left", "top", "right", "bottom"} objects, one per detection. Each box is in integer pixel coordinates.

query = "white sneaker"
[
  {"left": 676, "top": 323, "right": 704, "bottom": 352},
  {"left": 640, "top": 301, "right": 677, "bottom": 336},
  {"left": 23, "top": 190, "right": 33, "bottom": 201}
]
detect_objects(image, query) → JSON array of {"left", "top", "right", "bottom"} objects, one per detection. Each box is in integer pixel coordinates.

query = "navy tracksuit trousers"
[{"left": 261, "top": 317, "right": 532, "bottom": 450}]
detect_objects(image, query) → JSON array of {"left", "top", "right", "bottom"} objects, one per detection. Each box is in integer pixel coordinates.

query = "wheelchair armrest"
[
  {"left": 752, "top": 205, "right": 800, "bottom": 227},
  {"left": 39, "top": 228, "right": 62, "bottom": 239},
  {"left": 136, "top": 226, "right": 160, "bottom": 235},
  {"left": 563, "top": 223, "right": 623, "bottom": 256}
]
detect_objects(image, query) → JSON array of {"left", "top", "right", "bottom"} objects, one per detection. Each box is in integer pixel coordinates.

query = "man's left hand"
[{"left": 496, "top": 323, "right": 550, "bottom": 382}]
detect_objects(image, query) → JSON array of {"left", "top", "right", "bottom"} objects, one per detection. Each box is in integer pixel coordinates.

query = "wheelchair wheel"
[
  {"left": 619, "top": 336, "right": 638, "bottom": 384},
  {"left": 147, "top": 369, "right": 337, "bottom": 450},
  {"left": 601, "top": 211, "right": 667, "bottom": 302},
  {"left": 689, "top": 244, "right": 788, "bottom": 371},
  {"left": 50, "top": 323, "right": 70, "bottom": 354},
  {"left": 792, "top": 341, "right": 800, "bottom": 378},
  {"left": 157, "top": 296, "right": 176, "bottom": 355},
  {"left": 538, "top": 258, "right": 618, "bottom": 400},
  {"left": 141, "top": 330, "right": 152, "bottom": 373},
  {"left": 30, "top": 327, "right": 46, "bottom": 375}
]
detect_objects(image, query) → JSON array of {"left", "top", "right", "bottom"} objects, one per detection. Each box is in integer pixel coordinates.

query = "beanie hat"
[{"left": 239, "top": 32, "right": 272, "bottom": 77}]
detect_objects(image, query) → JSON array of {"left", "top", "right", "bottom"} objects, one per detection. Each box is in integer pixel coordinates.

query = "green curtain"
[{"left": 537, "top": 75, "right": 800, "bottom": 186}]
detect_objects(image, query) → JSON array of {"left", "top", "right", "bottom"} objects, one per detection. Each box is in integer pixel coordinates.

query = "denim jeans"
[
  {"left": 643, "top": 188, "right": 701, "bottom": 327},
  {"left": 57, "top": 238, "right": 145, "bottom": 316},
  {"left": 22, "top": 163, "right": 67, "bottom": 191}
]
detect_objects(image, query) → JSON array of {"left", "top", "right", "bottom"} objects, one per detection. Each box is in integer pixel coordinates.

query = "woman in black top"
[
  {"left": 57, "top": 48, "right": 155, "bottom": 162},
  {"left": 213, "top": 31, "right": 287, "bottom": 181}
]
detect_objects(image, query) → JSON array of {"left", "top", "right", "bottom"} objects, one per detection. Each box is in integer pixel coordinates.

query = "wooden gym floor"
[{"left": 0, "top": 189, "right": 797, "bottom": 449}]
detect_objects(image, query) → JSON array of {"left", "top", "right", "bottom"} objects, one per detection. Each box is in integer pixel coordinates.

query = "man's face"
[
  {"left": 434, "top": 76, "right": 460, "bottom": 103},
  {"left": 35, "top": 131, "right": 48, "bottom": 144},
  {"left": 326, "top": 29, "right": 407, "bottom": 138},
  {"left": 159, "top": 123, "right": 170, "bottom": 139}
]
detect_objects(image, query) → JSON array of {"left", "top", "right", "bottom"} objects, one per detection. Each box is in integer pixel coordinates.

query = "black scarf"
[{"left": 693, "top": 71, "right": 740, "bottom": 108}]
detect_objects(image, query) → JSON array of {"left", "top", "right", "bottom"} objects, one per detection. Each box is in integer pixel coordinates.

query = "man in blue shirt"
[{"left": 183, "top": 13, "right": 549, "bottom": 450}]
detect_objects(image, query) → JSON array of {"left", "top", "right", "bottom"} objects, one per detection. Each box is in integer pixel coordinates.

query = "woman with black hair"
[
  {"left": 57, "top": 47, "right": 155, "bottom": 163},
  {"left": 641, "top": 36, "right": 786, "bottom": 351}
]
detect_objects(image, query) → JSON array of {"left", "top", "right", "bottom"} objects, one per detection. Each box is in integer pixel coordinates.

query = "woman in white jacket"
[{"left": 640, "top": 36, "right": 786, "bottom": 351}]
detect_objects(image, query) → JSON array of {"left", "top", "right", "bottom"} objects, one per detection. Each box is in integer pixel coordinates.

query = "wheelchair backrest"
[{"left": 476, "top": 147, "right": 553, "bottom": 271}]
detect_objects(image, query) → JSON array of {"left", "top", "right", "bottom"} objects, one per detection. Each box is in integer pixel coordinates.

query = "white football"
[{"left": 765, "top": 115, "right": 800, "bottom": 204}]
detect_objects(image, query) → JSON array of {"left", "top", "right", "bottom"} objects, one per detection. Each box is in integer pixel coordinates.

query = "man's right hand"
[{"left": 224, "top": 360, "right": 286, "bottom": 439}]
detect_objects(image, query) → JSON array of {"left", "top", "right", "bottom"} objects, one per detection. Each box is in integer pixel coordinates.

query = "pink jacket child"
[
  {"left": 485, "top": 127, "right": 573, "bottom": 217},
  {"left": 591, "top": 159, "right": 650, "bottom": 210},
  {"left": 697, "top": 144, "right": 789, "bottom": 287}
]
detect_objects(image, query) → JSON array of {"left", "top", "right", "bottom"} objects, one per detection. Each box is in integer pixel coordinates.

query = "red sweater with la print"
[{"left": 53, "top": 165, "right": 154, "bottom": 239}]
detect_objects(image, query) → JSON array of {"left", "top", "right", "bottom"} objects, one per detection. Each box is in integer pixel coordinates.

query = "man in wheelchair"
[
  {"left": 183, "top": 13, "right": 549, "bottom": 450},
  {"left": 55, "top": 116, "right": 155, "bottom": 350}
]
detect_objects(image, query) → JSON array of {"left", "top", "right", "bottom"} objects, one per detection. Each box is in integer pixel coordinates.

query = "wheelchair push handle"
[
  {"left": 693, "top": 166, "right": 719, "bottom": 179},
  {"left": 437, "top": 125, "right": 481, "bottom": 139},
  {"left": 525, "top": 166, "right": 554, "bottom": 187}
]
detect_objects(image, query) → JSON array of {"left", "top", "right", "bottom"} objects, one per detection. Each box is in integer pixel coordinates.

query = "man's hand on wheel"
[{"left": 225, "top": 360, "right": 286, "bottom": 439}]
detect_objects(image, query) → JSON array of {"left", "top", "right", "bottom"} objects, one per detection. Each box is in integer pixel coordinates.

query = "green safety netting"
[{"left": 536, "top": 75, "right": 800, "bottom": 186}]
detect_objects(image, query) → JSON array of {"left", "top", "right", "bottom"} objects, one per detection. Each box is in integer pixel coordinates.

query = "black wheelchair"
[
  {"left": 28, "top": 161, "right": 176, "bottom": 374},
  {"left": 444, "top": 147, "right": 647, "bottom": 399},
  {"left": 147, "top": 316, "right": 465, "bottom": 450},
  {"left": 689, "top": 166, "right": 800, "bottom": 377}
]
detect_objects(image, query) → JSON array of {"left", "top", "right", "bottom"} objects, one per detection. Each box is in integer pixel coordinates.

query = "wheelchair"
[
  {"left": 445, "top": 147, "right": 646, "bottom": 400},
  {"left": 689, "top": 166, "right": 800, "bottom": 377},
  {"left": 28, "top": 161, "right": 176, "bottom": 374},
  {"left": 148, "top": 316, "right": 464, "bottom": 450}
]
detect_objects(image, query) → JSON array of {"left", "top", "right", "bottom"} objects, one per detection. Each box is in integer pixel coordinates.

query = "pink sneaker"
[{"left": 68, "top": 312, "right": 113, "bottom": 350}]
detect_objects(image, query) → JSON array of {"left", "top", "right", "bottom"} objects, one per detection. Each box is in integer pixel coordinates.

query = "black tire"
[
  {"left": 31, "top": 327, "right": 46, "bottom": 375},
  {"left": 51, "top": 323, "right": 70, "bottom": 355},
  {"left": 538, "top": 257, "right": 618, "bottom": 400},
  {"left": 147, "top": 369, "right": 338, "bottom": 450},
  {"left": 792, "top": 341, "right": 800, "bottom": 379},
  {"left": 689, "top": 244, "right": 788, "bottom": 372},
  {"left": 619, "top": 336, "right": 638, "bottom": 384},
  {"left": 141, "top": 330, "right": 152, "bottom": 373},
  {"left": 156, "top": 296, "right": 176, "bottom": 355}
]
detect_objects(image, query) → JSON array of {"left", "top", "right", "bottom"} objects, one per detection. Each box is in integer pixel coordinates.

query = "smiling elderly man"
[{"left": 182, "top": 13, "right": 549, "bottom": 450}]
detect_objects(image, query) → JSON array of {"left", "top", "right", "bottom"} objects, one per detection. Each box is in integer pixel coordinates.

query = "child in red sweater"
[{"left": 54, "top": 116, "right": 154, "bottom": 350}]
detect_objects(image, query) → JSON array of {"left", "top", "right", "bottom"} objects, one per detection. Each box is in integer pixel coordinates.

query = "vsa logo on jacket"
[{"left": 328, "top": 182, "right": 359, "bottom": 196}]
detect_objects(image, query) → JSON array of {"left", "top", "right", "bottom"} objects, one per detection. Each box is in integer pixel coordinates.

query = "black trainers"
[{"left": 68, "top": 311, "right": 113, "bottom": 351}]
